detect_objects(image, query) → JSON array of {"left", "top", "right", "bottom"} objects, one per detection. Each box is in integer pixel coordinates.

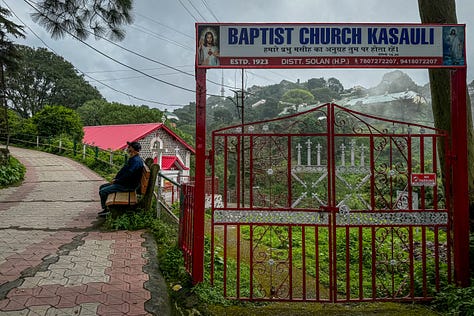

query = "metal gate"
[{"left": 210, "top": 103, "right": 452, "bottom": 302}]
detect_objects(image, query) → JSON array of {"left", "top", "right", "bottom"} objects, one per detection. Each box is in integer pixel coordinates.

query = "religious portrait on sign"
[
  {"left": 442, "top": 26, "right": 465, "bottom": 65},
  {"left": 197, "top": 25, "right": 220, "bottom": 66}
]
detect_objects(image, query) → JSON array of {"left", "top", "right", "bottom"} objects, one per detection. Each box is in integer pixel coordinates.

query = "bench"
[{"left": 105, "top": 164, "right": 151, "bottom": 207}]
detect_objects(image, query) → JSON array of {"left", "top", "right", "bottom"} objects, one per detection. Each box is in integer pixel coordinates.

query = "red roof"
[
  {"left": 83, "top": 123, "right": 195, "bottom": 153},
  {"left": 161, "top": 155, "right": 189, "bottom": 170}
]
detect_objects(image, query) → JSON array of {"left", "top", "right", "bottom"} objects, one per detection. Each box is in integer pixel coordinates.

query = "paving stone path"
[{"left": 0, "top": 147, "right": 170, "bottom": 316}]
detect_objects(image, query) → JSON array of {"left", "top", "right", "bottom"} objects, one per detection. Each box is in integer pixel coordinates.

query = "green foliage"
[
  {"left": 103, "top": 208, "right": 156, "bottom": 231},
  {"left": 327, "top": 77, "right": 344, "bottom": 94},
  {"left": 281, "top": 89, "right": 315, "bottom": 106},
  {"left": 158, "top": 243, "right": 190, "bottom": 284},
  {"left": 0, "top": 109, "right": 30, "bottom": 136},
  {"left": 0, "top": 156, "right": 25, "bottom": 187},
  {"left": 77, "top": 100, "right": 164, "bottom": 126},
  {"left": 306, "top": 77, "right": 327, "bottom": 90},
  {"left": 432, "top": 282, "right": 474, "bottom": 315},
  {"left": 31, "top": 0, "right": 133, "bottom": 41},
  {"left": 311, "top": 86, "right": 343, "bottom": 103},
  {"left": 32, "top": 105, "right": 84, "bottom": 141},
  {"left": 234, "top": 224, "right": 450, "bottom": 299},
  {"left": 173, "top": 102, "right": 196, "bottom": 125},
  {"left": 5, "top": 45, "right": 102, "bottom": 118},
  {"left": 192, "top": 235, "right": 252, "bottom": 307},
  {"left": 428, "top": 235, "right": 474, "bottom": 316},
  {"left": 251, "top": 98, "right": 282, "bottom": 120},
  {"left": 0, "top": 6, "right": 25, "bottom": 69}
]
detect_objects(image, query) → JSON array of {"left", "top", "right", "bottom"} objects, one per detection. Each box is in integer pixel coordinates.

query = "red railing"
[
  {"left": 177, "top": 177, "right": 216, "bottom": 283},
  {"left": 179, "top": 183, "right": 196, "bottom": 279}
]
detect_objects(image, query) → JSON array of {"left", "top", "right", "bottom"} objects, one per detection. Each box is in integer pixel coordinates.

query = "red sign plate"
[{"left": 411, "top": 173, "right": 437, "bottom": 187}]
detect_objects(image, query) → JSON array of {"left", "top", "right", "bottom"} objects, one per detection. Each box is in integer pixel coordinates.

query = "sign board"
[
  {"left": 411, "top": 173, "right": 437, "bottom": 187},
  {"left": 196, "top": 23, "right": 465, "bottom": 69},
  {"left": 396, "top": 191, "right": 419, "bottom": 210}
]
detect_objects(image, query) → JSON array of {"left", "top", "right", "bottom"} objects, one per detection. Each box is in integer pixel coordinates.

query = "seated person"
[{"left": 98, "top": 141, "right": 144, "bottom": 217}]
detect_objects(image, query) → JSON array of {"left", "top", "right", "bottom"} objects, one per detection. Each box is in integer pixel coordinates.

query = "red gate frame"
[{"left": 193, "top": 23, "right": 470, "bottom": 287}]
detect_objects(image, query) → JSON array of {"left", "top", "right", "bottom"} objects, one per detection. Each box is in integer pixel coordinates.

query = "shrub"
[
  {"left": 0, "top": 156, "right": 26, "bottom": 187},
  {"left": 432, "top": 282, "right": 474, "bottom": 315}
]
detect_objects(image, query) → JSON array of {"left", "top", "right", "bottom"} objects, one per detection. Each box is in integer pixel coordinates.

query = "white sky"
[{"left": 3, "top": 0, "right": 473, "bottom": 111}]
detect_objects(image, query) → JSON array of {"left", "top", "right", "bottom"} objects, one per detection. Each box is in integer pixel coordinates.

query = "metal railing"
[{"left": 1, "top": 133, "right": 128, "bottom": 168}]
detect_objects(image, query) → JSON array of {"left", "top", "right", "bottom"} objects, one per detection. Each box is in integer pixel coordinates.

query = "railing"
[
  {"left": 156, "top": 172, "right": 181, "bottom": 223},
  {"left": 179, "top": 183, "right": 196, "bottom": 279},
  {"left": 1, "top": 133, "right": 128, "bottom": 168}
]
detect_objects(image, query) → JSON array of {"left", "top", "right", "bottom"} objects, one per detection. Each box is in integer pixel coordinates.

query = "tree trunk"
[
  {"left": 418, "top": 0, "right": 474, "bottom": 231},
  {"left": 0, "top": 62, "right": 10, "bottom": 150}
]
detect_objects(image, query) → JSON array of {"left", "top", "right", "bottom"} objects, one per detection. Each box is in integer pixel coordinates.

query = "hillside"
[{"left": 172, "top": 70, "right": 438, "bottom": 135}]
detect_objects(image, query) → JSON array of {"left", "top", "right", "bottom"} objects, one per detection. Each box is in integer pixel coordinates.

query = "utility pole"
[
  {"left": 240, "top": 69, "right": 245, "bottom": 206},
  {"left": 228, "top": 69, "right": 246, "bottom": 206}
]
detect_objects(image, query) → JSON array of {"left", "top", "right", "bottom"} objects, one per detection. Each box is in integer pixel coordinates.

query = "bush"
[
  {"left": 432, "top": 282, "right": 474, "bottom": 315},
  {"left": 0, "top": 156, "right": 26, "bottom": 187},
  {"left": 431, "top": 232, "right": 474, "bottom": 315},
  {"left": 103, "top": 208, "right": 156, "bottom": 231}
]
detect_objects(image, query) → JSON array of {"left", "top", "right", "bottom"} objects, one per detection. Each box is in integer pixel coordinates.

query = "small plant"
[
  {"left": 431, "top": 282, "right": 474, "bottom": 315},
  {"left": 0, "top": 156, "right": 26, "bottom": 187},
  {"left": 102, "top": 208, "right": 156, "bottom": 230},
  {"left": 431, "top": 232, "right": 474, "bottom": 315}
]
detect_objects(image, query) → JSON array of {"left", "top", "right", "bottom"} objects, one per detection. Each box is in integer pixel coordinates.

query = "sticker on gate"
[{"left": 411, "top": 173, "right": 437, "bottom": 187}]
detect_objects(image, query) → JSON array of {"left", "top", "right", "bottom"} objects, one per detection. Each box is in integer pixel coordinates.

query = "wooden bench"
[{"left": 105, "top": 164, "right": 151, "bottom": 207}]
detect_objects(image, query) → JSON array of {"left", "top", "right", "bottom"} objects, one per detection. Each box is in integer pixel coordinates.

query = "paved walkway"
[{"left": 0, "top": 147, "right": 170, "bottom": 316}]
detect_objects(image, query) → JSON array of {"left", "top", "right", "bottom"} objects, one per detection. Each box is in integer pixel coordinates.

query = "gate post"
[
  {"left": 193, "top": 67, "right": 207, "bottom": 283},
  {"left": 450, "top": 67, "right": 470, "bottom": 287}
]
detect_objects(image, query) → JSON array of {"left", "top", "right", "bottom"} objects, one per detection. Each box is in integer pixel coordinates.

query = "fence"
[{"left": 0, "top": 132, "right": 128, "bottom": 167}]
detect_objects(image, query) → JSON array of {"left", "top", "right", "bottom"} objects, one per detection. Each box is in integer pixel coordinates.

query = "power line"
[
  {"left": 22, "top": 0, "right": 196, "bottom": 94},
  {"left": 185, "top": 0, "right": 207, "bottom": 22},
  {"left": 134, "top": 12, "right": 193, "bottom": 40},
  {"left": 3, "top": 1, "right": 180, "bottom": 107},
  {"left": 68, "top": 26, "right": 237, "bottom": 91},
  {"left": 200, "top": 0, "right": 219, "bottom": 22},
  {"left": 96, "top": 72, "right": 188, "bottom": 82},
  {"left": 129, "top": 24, "right": 194, "bottom": 51},
  {"left": 84, "top": 65, "right": 194, "bottom": 74},
  {"left": 14, "top": 1, "right": 243, "bottom": 100},
  {"left": 176, "top": 0, "right": 199, "bottom": 21}
]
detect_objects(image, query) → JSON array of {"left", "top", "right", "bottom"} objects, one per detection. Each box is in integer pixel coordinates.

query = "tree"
[
  {"left": 0, "top": 7, "right": 24, "bottom": 68},
  {"left": 311, "top": 87, "right": 339, "bottom": 103},
  {"left": 77, "top": 99, "right": 164, "bottom": 126},
  {"left": 32, "top": 105, "right": 83, "bottom": 140},
  {"left": 30, "top": 0, "right": 133, "bottom": 41},
  {"left": 306, "top": 77, "right": 327, "bottom": 90},
  {"left": 281, "top": 89, "right": 315, "bottom": 108},
  {"left": 5, "top": 45, "right": 102, "bottom": 118},
  {"left": 253, "top": 98, "right": 282, "bottom": 120},
  {"left": 327, "top": 77, "right": 344, "bottom": 94},
  {"left": 418, "top": 0, "right": 474, "bottom": 230},
  {"left": 0, "top": 5, "right": 25, "bottom": 150}
]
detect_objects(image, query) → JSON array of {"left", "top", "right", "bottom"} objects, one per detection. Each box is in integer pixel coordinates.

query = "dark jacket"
[{"left": 114, "top": 155, "right": 144, "bottom": 189}]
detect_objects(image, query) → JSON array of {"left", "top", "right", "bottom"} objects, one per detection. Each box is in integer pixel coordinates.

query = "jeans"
[{"left": 99, "top": 183, "right": 133, "bottom": 210}]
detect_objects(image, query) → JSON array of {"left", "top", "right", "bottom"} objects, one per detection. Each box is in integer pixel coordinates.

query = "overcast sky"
[{"left": 3, "top": 0, "right": 474, "bottom": 111}]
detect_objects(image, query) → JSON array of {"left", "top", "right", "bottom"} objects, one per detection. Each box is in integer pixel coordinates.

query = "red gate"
[{"left": 210, "top": 103, "right": 452, "bottom": 302}]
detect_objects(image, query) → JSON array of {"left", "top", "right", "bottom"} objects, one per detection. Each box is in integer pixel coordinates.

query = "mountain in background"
[
  {"left": 370, "top": 70, "right": 420, "bottom": 96},
  {"left": 172, "top": 70, "right": 472, "bottom": 136}
]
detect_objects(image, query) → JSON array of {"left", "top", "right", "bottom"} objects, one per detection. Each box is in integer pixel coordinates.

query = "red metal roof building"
[{"left": 83, "top": 123, "right": 194, "bottom": 175}]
